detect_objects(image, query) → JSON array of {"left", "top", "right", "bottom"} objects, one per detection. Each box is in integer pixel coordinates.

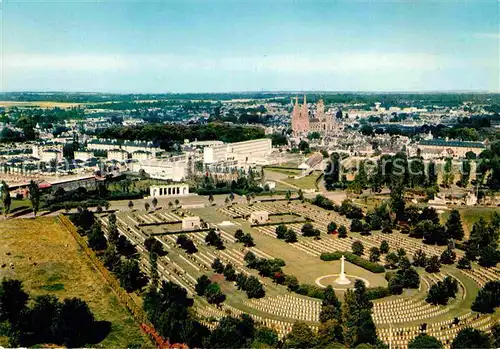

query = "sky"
[{"left": 1, "top": 0, "right": 499, "bottom": 93}]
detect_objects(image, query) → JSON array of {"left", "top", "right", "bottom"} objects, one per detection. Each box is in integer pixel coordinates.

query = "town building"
[
  {"left": 107, "top": 149, "right": 129, "bottom": 161},
  {"left": 417, "top": 139, "right": 486, "bottom": 158},
  {"left": 130, "top": 157, "right": 187, "bottom": 181},
  {"left": 87, "top": 138, "right": 160, "bottom": 157},
  {"left": 74, "top": 150, "right": 94, "bottom": 162},
  {"left": 32, "top": 144, "right": 64, "bottom": 162},
  {"left": 203, "top": 138, "right": 272, "bottom": 165}
]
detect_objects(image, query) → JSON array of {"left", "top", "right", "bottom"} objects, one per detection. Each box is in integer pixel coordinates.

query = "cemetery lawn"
[{"left": 0, "top": 217, "right": 151, "bottom": 348}]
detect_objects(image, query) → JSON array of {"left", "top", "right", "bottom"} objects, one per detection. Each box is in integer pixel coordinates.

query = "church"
[{"left": 291, "top": 96, "right": 338, "bottom": 135}]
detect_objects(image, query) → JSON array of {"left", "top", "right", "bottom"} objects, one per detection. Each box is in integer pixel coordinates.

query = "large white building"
[
  {"left": 32, "top": 144, "right": 63, "bottom": 162},
  {"left": 203, "top": 138, "right": 272, "bottom": 165},
  {"left": 74, "top": 150, "right": 94, "bottom": 161},
  {"left": 87, "top": 138, "right": 160, "bottom": 157},
  {"left": 417, "top": 139, "right": 486, "bottom": 159},
  {"left": 130, "top": 157, "right": 187, "bottom": 182}
]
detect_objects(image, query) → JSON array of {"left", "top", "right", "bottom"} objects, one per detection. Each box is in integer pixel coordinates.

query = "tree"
[
  {"left": 451, "top": 327, "right": 492, "bottom": 349},
  {"left": 284, "top": 321, "right": 316, "bottom": 349},
  {"left": 211, "top": 258, "right": 225, "bottom": 273},
  {"left": 205, "top": 283, "right": 226, "bottom": 306},
  {"left": 253, "top": 327, "right": 279, "bottom": 348},
  {"left": 442, "top": 157, "right": 454, "bottom": 187},
  {"left": 320, "top": 286, "right": 341, "bottom": 323},
  {"left": 285, "top": 275, "right": 299, "bottom": 292},
  {"left": 28, "top": 180, "right": 41, "bottom": 217},
  {"left": 168, "top": 201, "right": 173, "bottom": 209},
  {"left": 425, "top": 255, "right": 441, "bottom": 273},
  {"left": 223, "top": 263, "right": 237, "bottom": 282},
  {"left": 478, "top": 245, "right": 500, "bottom": 267},
  {"left": 241, "top": 233, "right": 255, "bottom": 247},
  {"left": 298, "top": 140, "right": 310, "bottom": 152},
  {"left": 457, "top": 257, "right": 471, "bottom": 269},
  {"left": 1, "top": 181, "right": 11, "bottom": 216},
  {"left": 144, "top": 237, "right": 165, "bottom": 256},
  {"left": 350, "top": 218, "right": 363, "bottom": 232},
  {"left": 208, "top": 194, "right": 214, "bottom": 205},
  {"left": 298, "top": 189, "right": 304, "bottom": 201},
  {"left": 327, "top": 221, "right": 338, "bottom": 234},
  {"left": 128, "top": 200, "right": 134, "bottom": 211},
  {"left": 408, "top": 334, "right": 443, "bottom": 349},
  {"left": 234, "top": 229, "right": 245, "bottom": 241},
  {"left": 116, "top": 259, "right": 145, "bottom": 292},
  {"left": 445, "top": 210, "right": 464, "bottom": 240},
  {"left": 369, "top": 247, "right": 381, "bottom": 262},
  {"left": 301, "top": 222, "right": 319, "bottom": 237},
  {"left": 27, "top": 294, "right": 60, "bottom": 345},
  {"left": 317, "top": 319, "right": 343, "bottom": 346},
  {"left": 0, "top": 278, "right": 29, "bottom": 324},
  {"left": 338, "top": 225, "right": 348, "bottom": 238},
  {"left": 205, "top": 229, "right": 224, "bottom": 249},
  {"left": 471, "top": 281, "right": 500, "bottom": 313},
  {"left": 52, "top": 298, "right": 95, "bottom": 347},
  {"left": 102, "top": 245, "right": 120, "bottom": 271},
  {"left": 88, "top": 222, "right": 107, "bottom": 251},
  {"left": 413, "top": 249, "right": 428, "bottom": 267},
  {"left": 276, "top": 224, "right": 287, "bottom": 239},
  {"left": 388, "top": 274, "right": 404, "bottom": 295},
  {"left": 385, "top": 252, "right": 399, "bottom": 269},
  {"left": 285, "top": 190, "right": 292, "bottom": 203},
  {"left": 284, "top": 229, "right": 297, "bottom": 243},
  {"left": 352, "top": 240, "right": 364, "bottom": 256},
  {"left": 426, "top": 277, "right": 458, "bottom": 305},
  {"left": 491, "top": 323, "right": 500, "bottom": 348},
  {"left": 244, "top": 276, "right": 265, "bottom": 298},
  {"left": 151, "top": 197, "right": 158, "bottom": 210},
  {"left": 244, "top": 251, "right": 257, "bottom": 267},
  {"left": 380, "top": 240, "right": 389, "bottom": 254},
  {"left": 235, "top": 273, "right": 248, "bottom": 290},
  {"left": 144, "top": 202, "right": 150, "bottom": 211},
  {"left": 440, "top": 245, "right": 456, "bottom": 265}
]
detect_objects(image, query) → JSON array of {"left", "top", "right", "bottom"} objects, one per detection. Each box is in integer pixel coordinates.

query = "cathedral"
[{"left": 291, "top": 96, "right": 337, "bottom": 135}]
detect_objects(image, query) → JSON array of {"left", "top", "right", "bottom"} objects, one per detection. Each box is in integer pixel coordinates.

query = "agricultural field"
[
  {"left": 0, "top": 217, "right": 150, "bottom": 348},
  {"left": 0, "top": 101, "right": 85, "bottom": 109}
]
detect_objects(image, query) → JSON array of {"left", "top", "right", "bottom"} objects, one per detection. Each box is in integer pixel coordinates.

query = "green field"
[
  {"left": 284, "top": 172, "right": 322, "bottom": 189},
  {"left": 0, "top": 217, "right": 151, "bottom": 348},
  {"left": 440, "top": 206, "right": 498, "bottom": 237}
]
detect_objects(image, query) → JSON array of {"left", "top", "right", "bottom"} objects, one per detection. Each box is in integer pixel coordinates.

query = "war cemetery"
[{"left": 83, "top": 193, "right": 500, "bottom": 349}]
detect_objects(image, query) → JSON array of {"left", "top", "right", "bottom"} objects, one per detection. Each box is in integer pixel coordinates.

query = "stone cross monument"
[{"left": 335, "top": 255, "right": 351, "bottom": 285}]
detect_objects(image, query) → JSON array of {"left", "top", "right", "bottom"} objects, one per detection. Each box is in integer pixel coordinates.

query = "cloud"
[
  {"left": 3, "top": 52, "right": 450, "bottom": 74},
  {"left": 2, "top": 54, "right": 128, "bottom": 71},
  {"left": 475, "top": 32, "right": 500, "bottom": 39}
]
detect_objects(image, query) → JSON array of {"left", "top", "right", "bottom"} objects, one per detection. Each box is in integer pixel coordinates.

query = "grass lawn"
[
  {"left": 0, "top": 217, "right": 151, "bottom": 348},
  {"left": 284, "top": 172, "right": 322, "bottom": 190},
  {"left": 265, "top": 168, "right": 303, "bottom": 176},
  {"left": 440, "top": 206, "right": 498, "bottom": 237}
]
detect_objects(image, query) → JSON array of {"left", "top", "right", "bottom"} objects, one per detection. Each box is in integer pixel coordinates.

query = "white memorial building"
[{"left": 150, "top": 184, "right": 190, "bottom": 197}]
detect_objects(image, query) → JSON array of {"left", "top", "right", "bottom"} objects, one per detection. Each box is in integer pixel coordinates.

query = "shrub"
[
  {"left": 366, "top": 286, "right": 390, "bottom": 300},
  {"left": 320, "top": 252, "right": 343, "bottom": 261},
  {"left": 320, "top": 251, "right": 385, "bottom": 273}
]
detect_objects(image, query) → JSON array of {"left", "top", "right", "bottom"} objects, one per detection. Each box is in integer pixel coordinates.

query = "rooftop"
[{"left": 419, "top": 139, "right": 485, "bottom": 148}]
